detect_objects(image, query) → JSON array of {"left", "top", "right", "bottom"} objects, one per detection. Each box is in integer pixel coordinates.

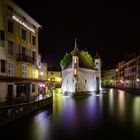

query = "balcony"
[{"left": 17, "top": 54, "right": 35, "bottom": 64}]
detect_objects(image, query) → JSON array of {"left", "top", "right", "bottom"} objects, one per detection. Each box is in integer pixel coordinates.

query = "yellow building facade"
[{"left": 0, "top": 0, "right": 41, "bottom": 102}]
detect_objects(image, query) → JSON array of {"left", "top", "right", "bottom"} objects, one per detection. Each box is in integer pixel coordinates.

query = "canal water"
[{"left": 1, "top": 88, "right": 140, "bottom": 140}]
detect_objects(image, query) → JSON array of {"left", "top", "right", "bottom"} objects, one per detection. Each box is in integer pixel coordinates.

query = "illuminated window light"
[
  {"left": 74, "top": 57, "right": 77, "bottom": 63},
  {"left": 74, "top": 69, "right": 77, "bottom": 75},
  {"left": 12, "top": 15, "right": 35, "bottom": 33}
]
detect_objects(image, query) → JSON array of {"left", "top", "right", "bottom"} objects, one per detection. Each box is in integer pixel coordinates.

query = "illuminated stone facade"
[{"left": 61, "top": 42, "right": 102, "bottom": 95}]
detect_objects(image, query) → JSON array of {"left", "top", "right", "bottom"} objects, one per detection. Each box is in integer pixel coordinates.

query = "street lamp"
[
  {"left": 136, "top": 78, "right": 140, "bottom": 82},
  {"left": 40, "top": 72, "right": 43, "bottom": 76}
]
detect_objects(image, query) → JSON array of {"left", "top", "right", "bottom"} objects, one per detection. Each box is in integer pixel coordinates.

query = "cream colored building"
[
  {"left": 102, "top": 68, "right": 116, "bottom": 86},
  {"left": 0, "top": 0, "right": 42, "bottom": 102},
  {"left": 47, "top": 71, "right": 62, "bottom": 84}
]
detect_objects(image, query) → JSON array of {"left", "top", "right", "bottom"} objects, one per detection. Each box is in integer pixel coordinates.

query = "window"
[
  {"left": 16, "top": 84, "right": 25, "bottom": 97},
  {"left": 8, "top": 5, "right": 14, "bottom": 11},
  {"left": 21, "top": 64, "right": 26, "bottom": 77},
  {"left": 73, "top": 56, "right": 77, "bottom": 63},
  {"left": 8, "top": 40, "right": 13, "bottom": 55},
  {"left": 32, "top": 51, "right": 36, "bottom": 61},
  {"left": 51, "top": 78, "right": 55, "bottom": 82},
  {"left": 85, "top": 79, "right": 87, "bottom": 84},
  {"left": 32, "top": 36, "right": 36, "bottom": 45},
  {"left": 51, "top": 72, "right": 54, "bottom": 75},
  {"left": 1, "top": 60, "right": 6, "bottom": 73},
  {"left": 0, "top": 30, "right": 5, "bottom": 40},
  {"left": 21, "top": 46, "right": 26, "bottom": 55},
  {"left": 32, "top": 66, "right": 36, "bottom": 78},
  {"left": 7, "top": 61, "right": 14, "bottom": 76},
  {"left": 21, "top": 29, "right": 26, "bottom": 40},
  {"left": 8, "top": 20, "right": 13, "bottom": 33},
  {"left": 7, "top": 85, "right": 13, "bottom": 100},
  {"left": 32, "top": 84, "right": 35, "bottom": 92}
]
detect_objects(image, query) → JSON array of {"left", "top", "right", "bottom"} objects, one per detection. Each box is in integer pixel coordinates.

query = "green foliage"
[
  {"left": 80, "top": 50, "right": 95, "bottom": 69},
  {"left": 60, "top": 53, "right": 72, "bottom": 69}
]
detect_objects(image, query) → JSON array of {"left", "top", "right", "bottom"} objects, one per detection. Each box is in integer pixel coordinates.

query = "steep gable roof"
[
  {"left": 63, "top": 38, "right": 96, "bottom": 70},
  {"left": 67, "top": 50, "right": 95, "bottom": 70}
]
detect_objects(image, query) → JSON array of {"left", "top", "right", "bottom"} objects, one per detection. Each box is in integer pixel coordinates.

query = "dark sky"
[{"left": 13, "top": 0, "right": 140, "bottom": 70}]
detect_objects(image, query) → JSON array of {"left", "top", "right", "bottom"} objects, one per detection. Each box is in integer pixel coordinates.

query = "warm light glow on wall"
[
  {"left": 12, "top": 15, "right": 35, "bottom": 33},
  {"left": 55, "top": 77, "right": 62, "bottom": 82}
]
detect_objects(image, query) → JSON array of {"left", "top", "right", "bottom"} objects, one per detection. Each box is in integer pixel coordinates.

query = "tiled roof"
[{"left": 66, "top": 50, "right": 94, "bottom": 70}]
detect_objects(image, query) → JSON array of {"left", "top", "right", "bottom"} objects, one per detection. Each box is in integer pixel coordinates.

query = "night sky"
[{"left": 13, "top": 0, "right": 140, "bottom": 70}]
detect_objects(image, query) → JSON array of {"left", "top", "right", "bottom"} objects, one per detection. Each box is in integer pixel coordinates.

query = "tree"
[
  {"left": 60, "top": 53, "right": 72, "bottom": 69},
  {"left": 80, "top": 50, "right": 95, "bottom": 69}
]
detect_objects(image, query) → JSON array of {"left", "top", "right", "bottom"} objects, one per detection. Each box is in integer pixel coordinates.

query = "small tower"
[
  {"left": 94, "top": 52, "right": 102, "bottom": 92},
  {"left": 72, "top": 38, "right": 79, "bottom": 76}
]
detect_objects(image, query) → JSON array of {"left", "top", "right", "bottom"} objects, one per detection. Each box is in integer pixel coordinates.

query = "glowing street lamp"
[
  {"left": 40, "top": 72, "right": 43, "bottom": 76},
  {"left": 136, "top": 78, "right": 140, "bottom": 82}
]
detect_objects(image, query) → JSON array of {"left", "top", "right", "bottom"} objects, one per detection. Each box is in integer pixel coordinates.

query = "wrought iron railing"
[{"left": 17, "top": 54, "right": 35, "bottom": 63}]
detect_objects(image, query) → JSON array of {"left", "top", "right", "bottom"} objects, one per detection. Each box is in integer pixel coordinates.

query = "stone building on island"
[{"left": 61, "top": 39, "right": 102, "bottom": 96}]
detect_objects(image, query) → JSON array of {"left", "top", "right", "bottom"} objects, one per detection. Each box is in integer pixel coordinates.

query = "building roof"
[
  {"left": 72, "top": 38, "right": 79, "bottom": 56},
  {"left": 66, "top": 39, "right": 95, "bottom": 70},
  {"left": 8, "top": 0, "right": 42, "bottom": 29}
]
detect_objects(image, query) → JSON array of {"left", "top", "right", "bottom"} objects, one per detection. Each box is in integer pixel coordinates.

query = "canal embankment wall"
[{"left": 0, "top": 96, "right": 53, "bottom": 127}]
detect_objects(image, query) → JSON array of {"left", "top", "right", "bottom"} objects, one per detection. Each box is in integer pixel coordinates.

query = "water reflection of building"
[
  {"left": 133, "top": 97, "right": 140, "bottom": 128},
  {"left": 117, "top": 90, "right": 125, "bottom": 122},
  {"left": 0, "top": 0, "right": 42, "bottom": 102}
]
